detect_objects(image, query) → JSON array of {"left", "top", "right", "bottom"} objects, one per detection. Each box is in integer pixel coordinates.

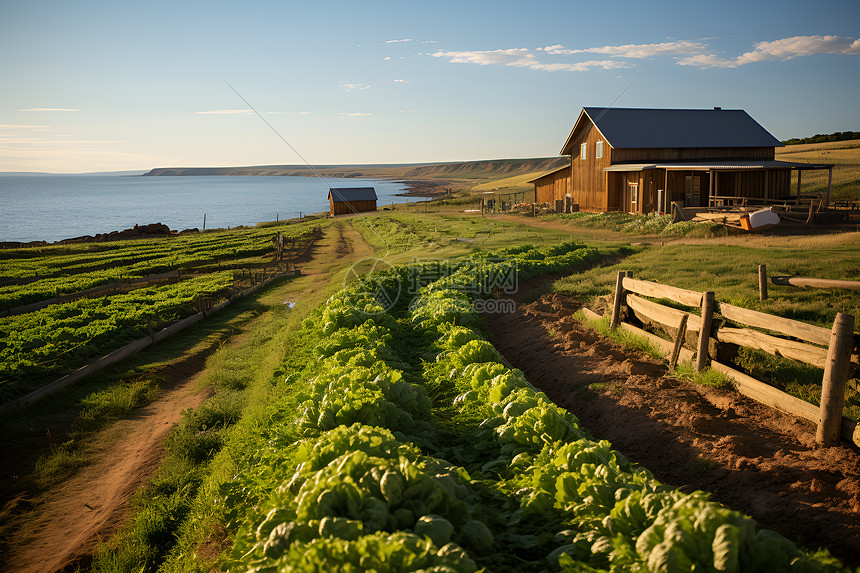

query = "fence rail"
[{"left": 604, "top": 272, "right": 857, "bottom": 447}]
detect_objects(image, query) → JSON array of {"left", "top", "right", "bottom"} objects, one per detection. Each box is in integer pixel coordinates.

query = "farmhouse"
[
  {"left": 536, "top": 107, "right": 833, "bottom": 214},
  {"left": 328, "top": 187, "right": 378, "bottom": 216}
]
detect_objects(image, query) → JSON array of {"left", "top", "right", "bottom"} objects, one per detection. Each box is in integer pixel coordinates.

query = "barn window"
[
  {"left": 596, "top": 141, "right": 603, "bottom": 159},
  {"left": 580, "top": 143, "right": 587, "bottom": 160}
]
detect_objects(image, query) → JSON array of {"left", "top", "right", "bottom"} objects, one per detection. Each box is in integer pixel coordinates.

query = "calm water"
[{"left": 0, "top": 175, "right": 410, "bottom": 243}]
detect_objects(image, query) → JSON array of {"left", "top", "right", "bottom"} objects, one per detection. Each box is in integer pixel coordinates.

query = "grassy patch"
[
  {"left": 573, "top": 310, "right": 664, "bottom": 361},
  {"left": 668, "top": 363, "right": 734, "bottom": 389}
]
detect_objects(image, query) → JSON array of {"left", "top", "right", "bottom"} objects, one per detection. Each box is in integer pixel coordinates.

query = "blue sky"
[{"left": 1, "top": 0, "right": 858, "bottom": 172}]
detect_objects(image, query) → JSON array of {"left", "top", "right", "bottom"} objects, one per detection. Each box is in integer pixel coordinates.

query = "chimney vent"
[{"left": 714, "top": 106, "right": 722, "bottom": 110}]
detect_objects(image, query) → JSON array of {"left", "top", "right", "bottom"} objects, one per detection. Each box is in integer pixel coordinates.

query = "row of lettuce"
[
  {"left": 0, "top": 224, "right": 319, "bottom": 310},
  {"left": 126, "top": 242, "right": 842, "bottom": 572},
  {"left": 0, "top": 224, "right": 321, "bottom": 404}
]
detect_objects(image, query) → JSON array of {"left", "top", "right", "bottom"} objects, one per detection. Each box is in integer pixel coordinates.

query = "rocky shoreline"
[
  {"left": 394, "top": 178, "right": 457, "bottom": 197},
  {"left": 0, "top": 223, "right": 199, "bottom": 249}
]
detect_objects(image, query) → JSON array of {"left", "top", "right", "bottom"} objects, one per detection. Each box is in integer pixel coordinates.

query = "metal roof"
[
  {"left": 526, "top": 164, "right": 570, "bottom": 183},
  {"left": 603, "top": 160, "right": 834, "bottom": 172},
  {"left": 561, "top": 108, "right": 783, "bottom": 154},
  {"left": 328, "top": 187, "right": 378, "bottom": 202}
]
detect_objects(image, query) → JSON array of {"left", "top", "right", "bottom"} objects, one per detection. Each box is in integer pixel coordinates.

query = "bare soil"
[
  {"left": 483, "top": 290, "right": 860, "bottom": 566},
  {"left": 0, "top": 353, "right": 212, "bottom": 573}
]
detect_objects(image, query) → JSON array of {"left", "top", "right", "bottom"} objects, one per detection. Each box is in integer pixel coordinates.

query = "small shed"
[
  {"left": 328, "top": 187, "right": 378, "bottom": 216},
  {"left": 529, "top": 165, "right": 571, "bottom": 205}
]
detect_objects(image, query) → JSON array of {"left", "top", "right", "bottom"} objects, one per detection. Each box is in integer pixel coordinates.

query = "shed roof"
[
  {"left": 328, "top": 187, "right": 378, "bottom": 202},
  {"left": 526, "top": 164, "right": 570, "bottom": 184},
  {"left": 560, "top": 108, "right": 783, "bottom": 155}
]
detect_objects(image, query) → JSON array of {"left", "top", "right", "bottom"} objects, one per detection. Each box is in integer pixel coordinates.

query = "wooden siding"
[
  {"left": 570, "top": 121, "right": 611, "bottom": 212},
  {"left": 611, "top": 146, "right": 775, "bottom": 163},
  {"left": 534, "top": 166, "right": 570, "bottom": 203},
  {"left": 330, "top": 199, "right": 377, "bottom": 216}
]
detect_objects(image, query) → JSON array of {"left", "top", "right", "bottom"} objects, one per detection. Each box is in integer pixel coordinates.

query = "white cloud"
[
  {"left": 196, "top": 109, "right": 254, "bottom": 115},
  {"left": 433, "top": 35, "right": 860, "bottom": 74},
  {"left": 432, "top": 48, "right": 634, "bottom": 72},
  {"left": 678, "top": 34, "right": 860, "bottom": 68},
  {"left": 341, "top": 112, "right": 374, "bottom": 117},
  {"left": 421, "top": 40, "right": 439, "bottom": 44},
  {"left": 433, "top": 48, "right": 538, "bottom": 68},
  {"left": 17, "top": 107, "right": 80, "bottom": 112},
  {"left": 540, "top": 41, "right": 706, "bottom": 58},
  {"left": 383, "top": 56, "right": 391, "bottom": 60},
  {"left": 531, "top": 60, "right": 634, "bottom": 72},
  {"left": 676, "top": 54, "right": 735, "bottom": 68},
  {"left": 297, "top": 111, "right": 312, "bottom": 115},
  {"left": 736, "top": 35, "right": 860, "bottom": 64},
  {"left": 393, "top": 79, "right": 410, "bottom": 83},
  {"left": 385, "top": 38, "right": 413, "bottom": 44},
  {"left": 340, "top": 81, "right": 371, "bottom": 91}
]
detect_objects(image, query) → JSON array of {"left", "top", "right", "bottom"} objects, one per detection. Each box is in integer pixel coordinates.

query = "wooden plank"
[
  {"left": 618, "top": 321, "right": 696, "bottom": 364},
  {"left": 841, "top": 418, "right": 860, "bottom": 448},
  {"left": 622, "top": 276, "right": 702, "bottom": 308},
  {"left": 580, "top": 307, "right": 603, "bottom": 322},
  {"left": 697, "top": 292, "right": 716, "bottom": 372},
  {"left": 716, "top": 302, "right": 831, "bottom": 346},
  {"left": 626, "top": 293, "right": 702, "bottom": 332},
  {"left": 669, "top": 314, "right": 689, "bottom": 370},
  {"left": 771, "top": 276, "right": 860, "bottom": 290},
  {"left": 715, "top": 327, "right": 828, "bottom": 368},
  {"left": 710, "top": 360, "right": 820, "bottom": 422},
  {"left": 817, "top": 313, "right": 856, "bottom": 446}
]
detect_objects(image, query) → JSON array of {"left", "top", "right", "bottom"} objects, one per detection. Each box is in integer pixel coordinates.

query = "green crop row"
[
  {"left": 0, "top": 223, "right": 318, "bottom": 281},
  {"left": 0, "top": 272, "right": 234, "bottom": 403},
  {"left": 174, "top": 242, "right": 842, "bottom": 572},
  {"left": 0, "top": 225, "right": 318, "bottom": 310}
]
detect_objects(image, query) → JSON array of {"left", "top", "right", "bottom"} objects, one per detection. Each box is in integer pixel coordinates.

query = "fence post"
[
  {"left": 816, "top": 312, "right": 856, "bottom": 446},
  {"left": 758, "top": 264, "right": 768, "bottom": 300},
  {"left": 669, "top": 313, "right": 689, "bottom": 371},
  {"left": 610, "top": 271, "right": 627, "bottom": 330},
  {"left": 696, "top": 291, "right": 715, "bottom": 372}
]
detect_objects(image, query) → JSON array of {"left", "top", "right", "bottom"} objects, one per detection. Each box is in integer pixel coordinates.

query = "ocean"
[{"left": 0, "top": 174, "right": 411, "bottom": 243}]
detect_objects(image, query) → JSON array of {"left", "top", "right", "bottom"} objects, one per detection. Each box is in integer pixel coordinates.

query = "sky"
[{"left": 1, "top": 0, "right": 858, "bottom": 173}]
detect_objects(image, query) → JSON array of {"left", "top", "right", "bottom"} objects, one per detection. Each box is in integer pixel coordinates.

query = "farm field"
[
  {"left": 0, "top": 209, "right": 858, "bottom": 572},
  {"left": 0, "top": 222, "right": 320, "bottom": 406}
]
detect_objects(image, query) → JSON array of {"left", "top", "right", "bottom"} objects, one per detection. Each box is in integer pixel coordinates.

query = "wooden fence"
[
  {"left": 757, "top": 264, "right": 860, "bottom": 300},
  {"left": 590, "top": 271, "right": 858, "bottom": 447}
]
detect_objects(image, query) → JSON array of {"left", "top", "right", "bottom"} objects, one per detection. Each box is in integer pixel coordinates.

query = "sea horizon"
[{"left": 0, "top": 174, "right": 411, "bottom": 243}]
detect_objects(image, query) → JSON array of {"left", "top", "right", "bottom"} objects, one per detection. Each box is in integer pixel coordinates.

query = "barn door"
[
  {"left": 627, "top": 182, "right": 639, "bottom": 213},
  {"left": 684, "top": 174, "right": 701, "bottom": 207}
]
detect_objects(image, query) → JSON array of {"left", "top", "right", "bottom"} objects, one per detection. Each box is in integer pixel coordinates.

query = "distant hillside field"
[
  {"left": 143, "top": 158, "right": 563, "bottom": 189},
  {"left": 143, "top": 139, "right": 860, "bottom": 201},
  {"left": 776, "top": 139, "right": 860, "bottom": 201}
]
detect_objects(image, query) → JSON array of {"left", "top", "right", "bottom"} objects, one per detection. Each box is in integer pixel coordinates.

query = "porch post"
[
  {"left": 708, "top": 169, "right": 714, "bottom": 207},
  {"left": 826, "top": 167, "right": 833, "bottom": 208},
  {"left": 797, "top": 169, "right": 802, "bottom": 198},
  {"left": 764, "top": 170, "right": 769, "bottom": 200},
  {"left": 664, "top": 169, "right": 669, "bottom": 213}
]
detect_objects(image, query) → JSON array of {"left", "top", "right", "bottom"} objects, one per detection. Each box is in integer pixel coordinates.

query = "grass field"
[{"left": 777, "top": 139, "right": 860, "bottom": 201}]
